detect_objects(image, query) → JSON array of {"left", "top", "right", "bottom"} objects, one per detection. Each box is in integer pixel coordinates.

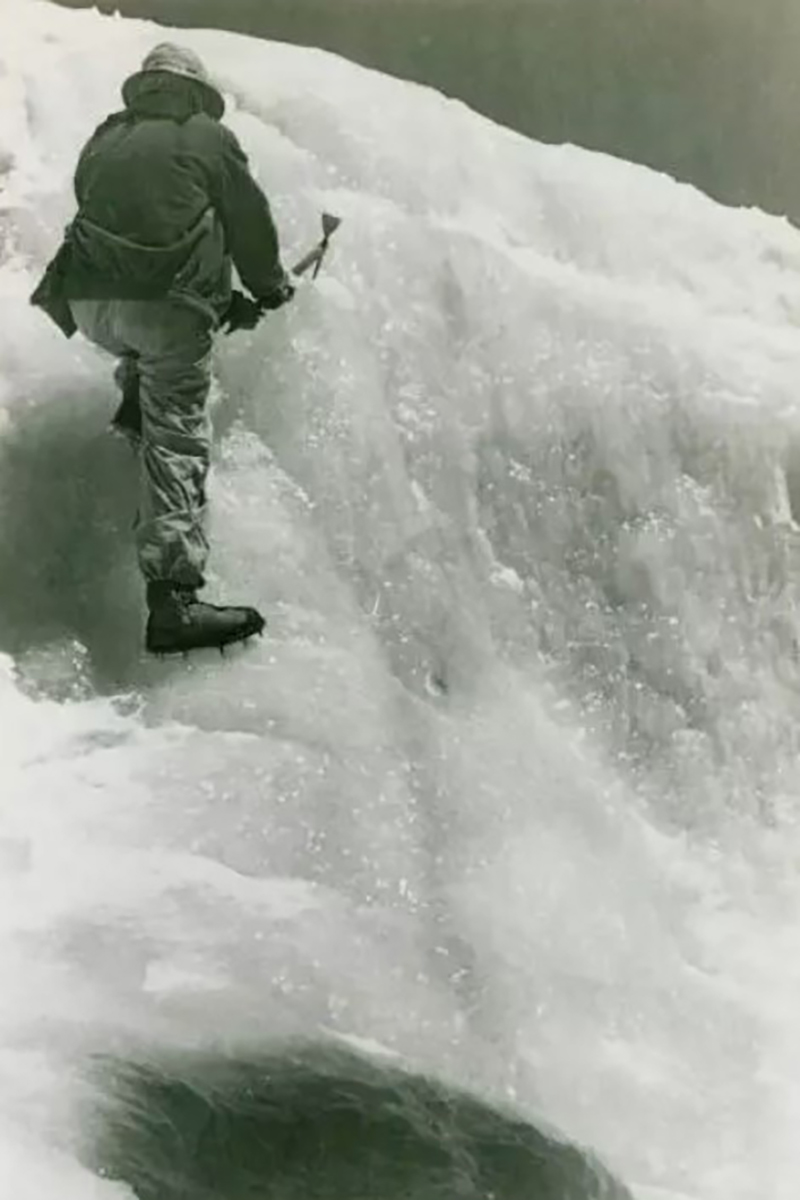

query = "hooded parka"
[{"left": 33, "top": 45, "right": 286, "bottom": 328}]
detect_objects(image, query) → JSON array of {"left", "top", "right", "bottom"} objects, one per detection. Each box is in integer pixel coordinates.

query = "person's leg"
[
  {"left": 70, "top": 300, "right": 142, "bottom": 444},
  {"left": 131, "top": 299, "right": 213, "bottom": 591},
  {"left": 69, "top": 298, "right": 131, "bottom": 359},
  {"left": 71, "top": 297, "right": 263, "bottom": 651},
  {"left": 118, "top": 298, "right": 264, "bottom": 652}
]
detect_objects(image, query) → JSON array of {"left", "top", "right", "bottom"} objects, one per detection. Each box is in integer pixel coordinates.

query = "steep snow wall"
[{"left": 3, "top": 4, "right": 800, "bottom": 1200}]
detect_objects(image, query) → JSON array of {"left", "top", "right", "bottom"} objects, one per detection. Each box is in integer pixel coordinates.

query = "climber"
[{"left": 31, "top": 42, "right": 295, "bottom": 655}]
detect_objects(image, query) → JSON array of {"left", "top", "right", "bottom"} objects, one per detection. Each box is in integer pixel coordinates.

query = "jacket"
[{"left": 31, "top": 83, "right": 286, "bottom": 335}]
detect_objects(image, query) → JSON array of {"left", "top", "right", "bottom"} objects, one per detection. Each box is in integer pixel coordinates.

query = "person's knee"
[
  {"left": 69, "top": 298, "right": 128, "bottom": 356},
  {"left": 139, "top": 367, "right": 212, "bottom": 446},
  {"left": 142, "top": 428, "right": 211, "bottom": 476}
]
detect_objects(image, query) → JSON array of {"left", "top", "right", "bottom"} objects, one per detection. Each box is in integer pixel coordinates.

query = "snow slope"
[{"left": 3, "top": 3, "right": 800, "bottom": 1199}]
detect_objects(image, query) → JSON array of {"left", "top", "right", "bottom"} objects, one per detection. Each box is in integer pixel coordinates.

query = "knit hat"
[{"left": 122, "top": 42, "right": 225, "bottom": 119}]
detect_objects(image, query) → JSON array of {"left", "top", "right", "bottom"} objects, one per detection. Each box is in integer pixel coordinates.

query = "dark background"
[{"left": 53, "top": 0, "right": 800, "bottom": 221}]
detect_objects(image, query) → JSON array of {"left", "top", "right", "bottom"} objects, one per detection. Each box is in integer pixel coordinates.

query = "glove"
[
  {"left": 257, "top": 273, "right": 296, "bottom": 311},
  {"left": 221, "top": 290, "right": 264, "bottom": 333}
]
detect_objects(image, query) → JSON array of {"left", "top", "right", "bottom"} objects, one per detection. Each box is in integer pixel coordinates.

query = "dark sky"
[{"left": 52, "top": 0, "right": 800, "bottom": 222}]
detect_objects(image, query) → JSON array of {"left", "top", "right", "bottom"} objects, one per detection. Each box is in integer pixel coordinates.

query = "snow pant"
[{"left": 70, "top": 297, "right": 213, "bottom": 590}]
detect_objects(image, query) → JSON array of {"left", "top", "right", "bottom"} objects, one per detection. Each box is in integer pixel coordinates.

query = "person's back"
[
  {"left": 31, "top": 42, "right": 295, "bottom": 656},
  {"left": 75, "top": 108, "right": 217, "bottom": 247}
]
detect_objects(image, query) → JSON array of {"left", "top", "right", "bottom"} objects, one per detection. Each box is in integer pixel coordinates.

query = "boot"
[{"left": 145, "top": 582, "right": 265, "bottom": 655}]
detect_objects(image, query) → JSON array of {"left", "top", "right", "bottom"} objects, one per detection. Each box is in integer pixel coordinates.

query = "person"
[{"left": 31, "top": 42, "right": 295, "bottom": 655}]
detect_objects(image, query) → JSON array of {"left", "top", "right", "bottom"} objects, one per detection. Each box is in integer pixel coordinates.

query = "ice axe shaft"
[{"left": 291, "top": 212, "right": 342, "bottom": 278}]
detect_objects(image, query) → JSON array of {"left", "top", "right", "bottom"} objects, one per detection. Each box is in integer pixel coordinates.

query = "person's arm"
[{"left": 213, "top": 125, "right": 289, "bottom": 301}]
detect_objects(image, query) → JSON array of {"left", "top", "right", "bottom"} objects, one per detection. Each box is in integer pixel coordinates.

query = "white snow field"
[{"left": 3, "top": 2, "right": 800, "bottom": 1198}]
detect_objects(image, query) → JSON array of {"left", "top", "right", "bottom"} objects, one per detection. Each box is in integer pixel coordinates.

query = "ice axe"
[
  {"left": 291, "top": 212, "right": 342, "bottom": 280},
  {"left": 221, "top": 213, "right": 343, "bottom": 334}
]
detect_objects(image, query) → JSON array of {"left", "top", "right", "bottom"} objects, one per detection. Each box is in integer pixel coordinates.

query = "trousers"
[{"left": 70, "top": 297, "right": 214, "bottom": 589}]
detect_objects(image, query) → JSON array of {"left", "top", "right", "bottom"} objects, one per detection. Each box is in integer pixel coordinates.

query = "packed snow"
[{"left": 3, "top": 3, "right": 800, "bottom": 1198}]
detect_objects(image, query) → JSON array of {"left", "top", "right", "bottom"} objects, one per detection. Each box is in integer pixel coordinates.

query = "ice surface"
[{"left": 3, "top": 3, "right": 800, "bottom": 1199}]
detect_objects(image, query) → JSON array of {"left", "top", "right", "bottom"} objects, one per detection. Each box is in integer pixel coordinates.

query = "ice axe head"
[
  {"left": 291, "top": 213, "right": 343, "bottom": 278},
  {"left": 321, "top": 212, "right": 341, "bottom": 240}
]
